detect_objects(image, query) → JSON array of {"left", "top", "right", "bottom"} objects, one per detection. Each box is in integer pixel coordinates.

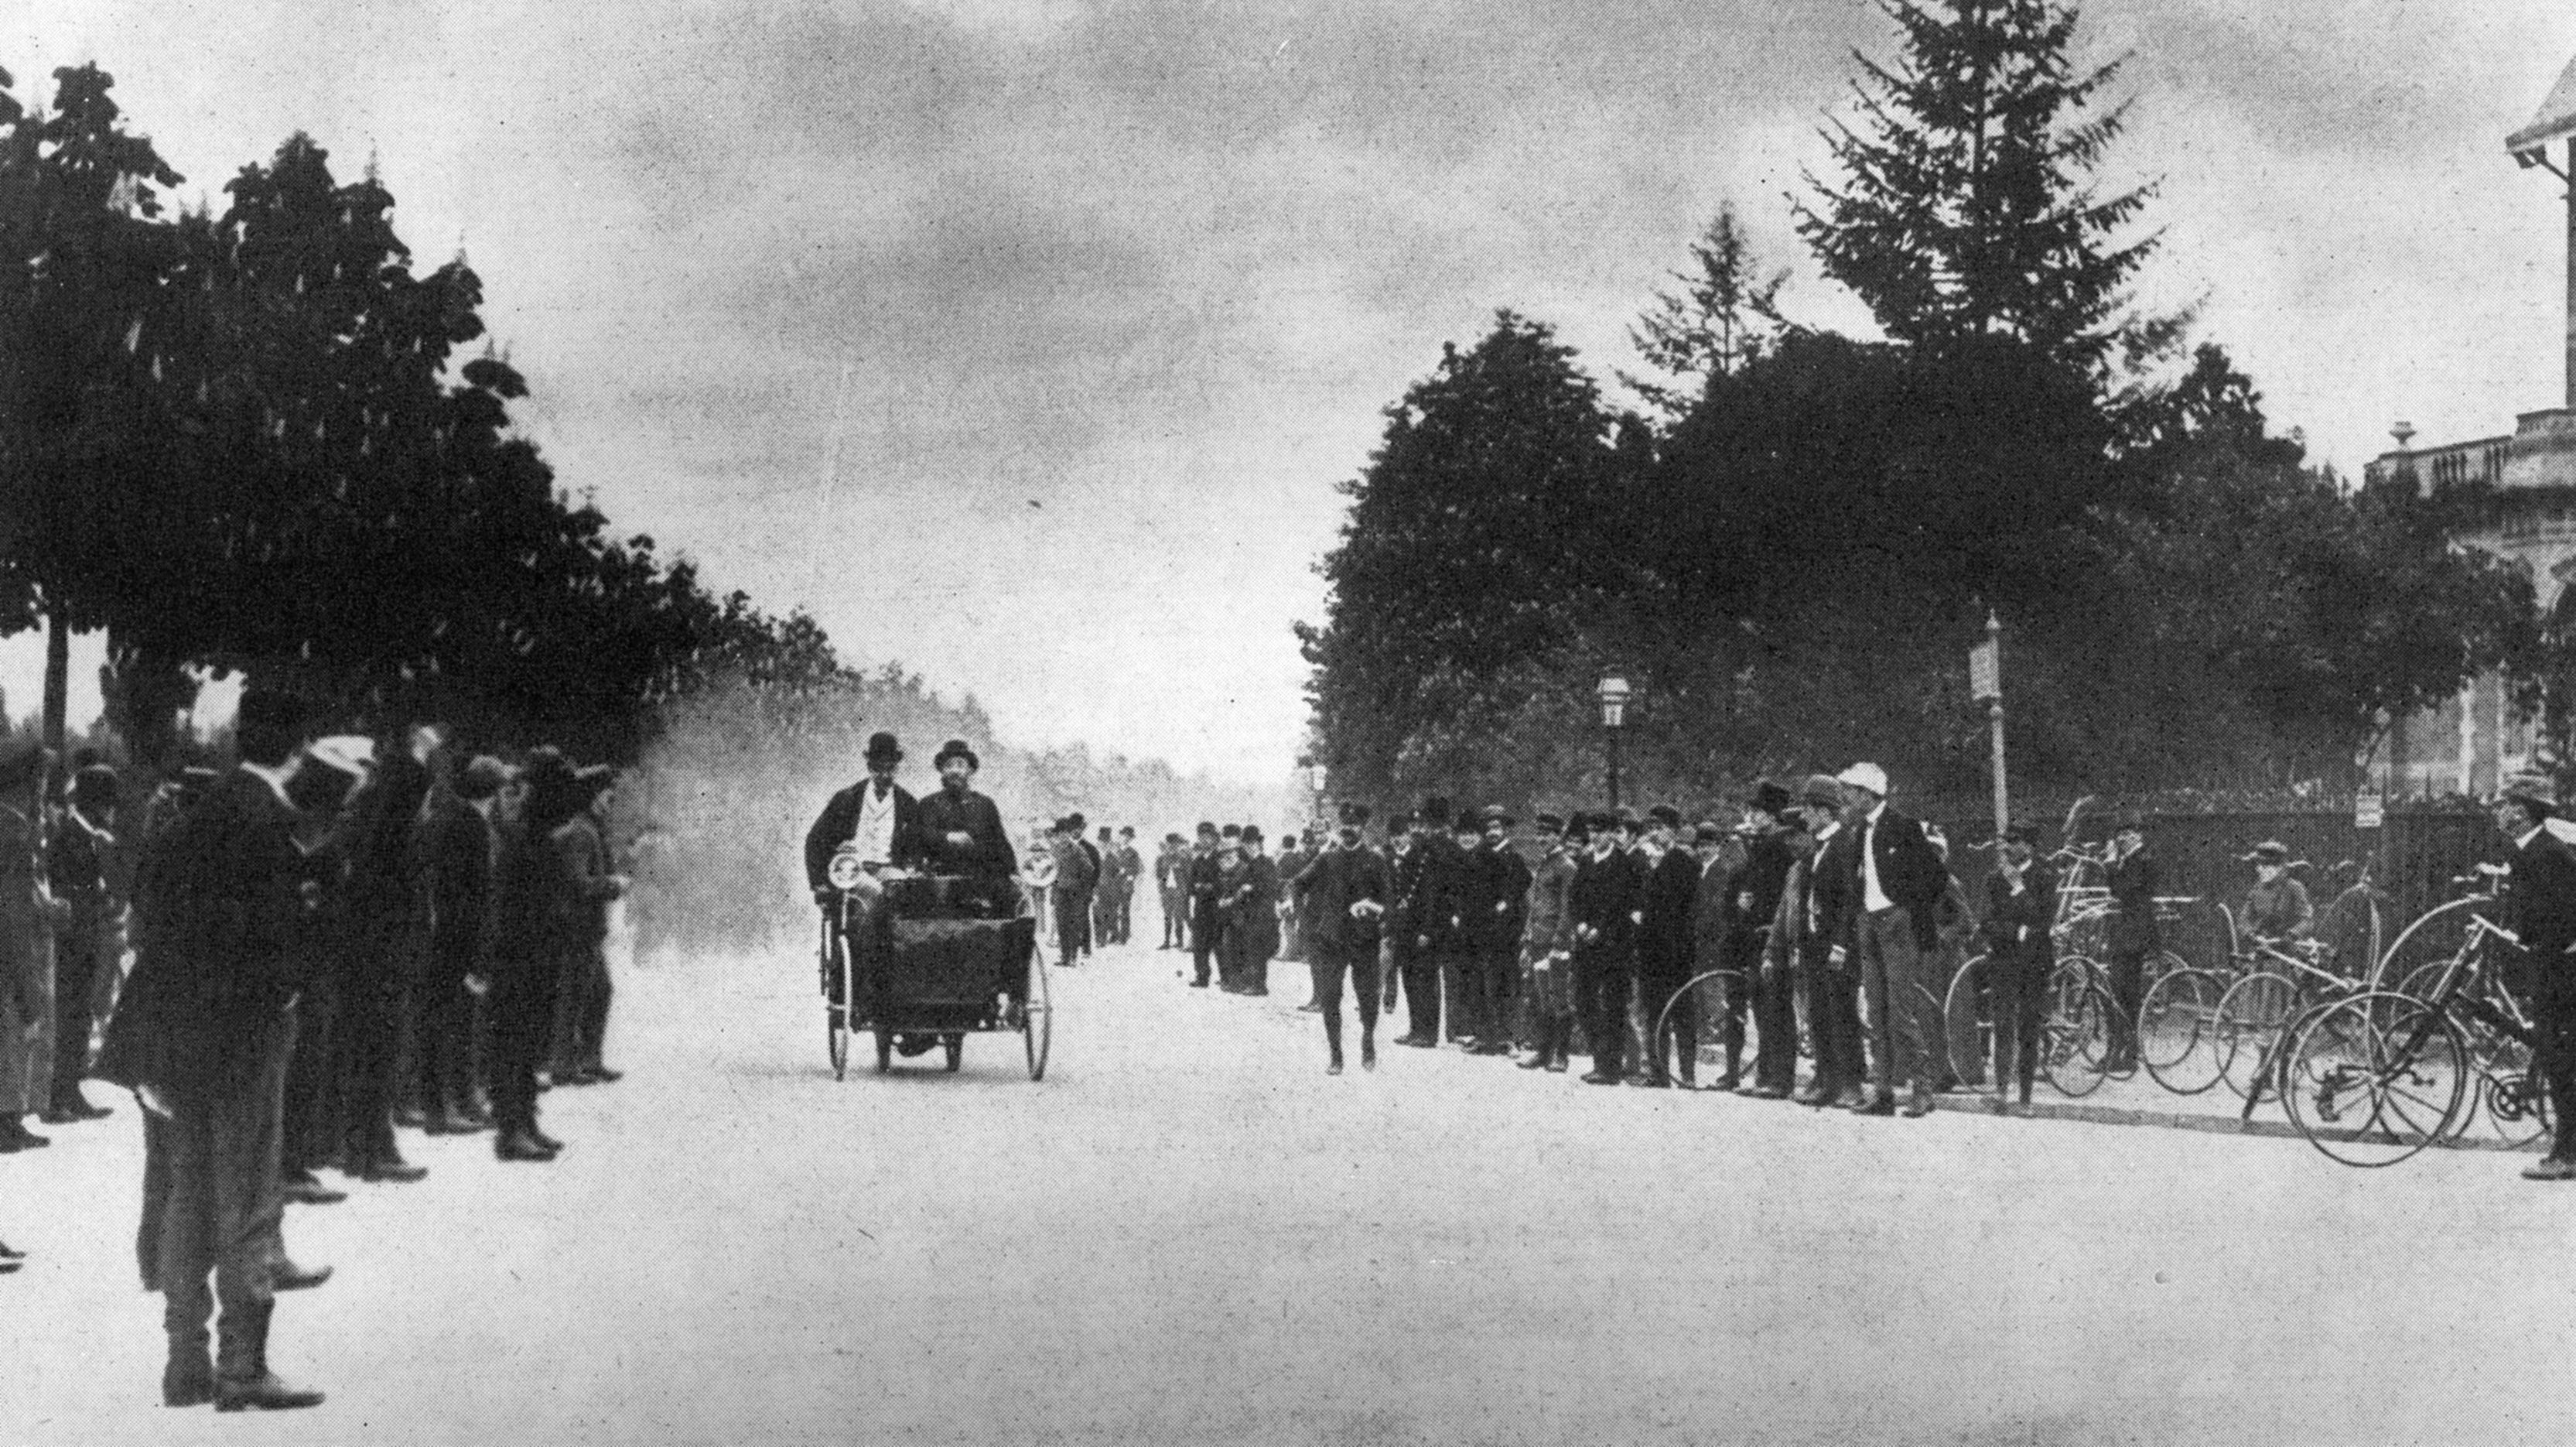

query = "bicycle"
[
  {"left": 2277, "top": 912, "right": 2540, "bottom": 1166},
  {"left": 2369, "top": 867, "right": 2501, "bottom": 992}
]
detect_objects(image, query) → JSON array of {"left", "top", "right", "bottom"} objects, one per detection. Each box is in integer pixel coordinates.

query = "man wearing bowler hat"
[
  {"left": 1460, "top": 806, "right": 1529, "bottom": 1055},
  {"left": 2491, "top": 773, "right": 2576, "bottom": 1180},
  {"left": 910, "top": 741, "right": 1018, "bottom": 901},
  {"left": 805, "top": 731, "right": 919, "bottom": 898}
]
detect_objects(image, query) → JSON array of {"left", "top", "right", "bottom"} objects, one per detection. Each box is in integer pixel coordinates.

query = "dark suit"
[
  {"left": 1399, "top": 834, "right": 1470, "bottom": 1044},
  {"left": 1841, "top": 805, "right": 1948, "bottom": 1101},
  {"left": 2507, "top": 827, "right": 2576, "bottom": 1161},
  {"left": 142, "top": 767, "right": 314, "bottom": 1379},
  {"left": 1569, "top": 847, "right": 1642, "bottom": 1079},
  {"left": 804, "top": 779, "right": 920, "bottom": 891},
  {"left": 1295, "top": 844, "right": 1388, "bottom": 1048},
  {"left": 908, "top": 788, "right": 1019, "bottom": 906},
  {"left": 414, "top": 787, "right": 494, "bottom": 1123},
  {"left": 45, "top": 805, "right": 115, "bottom": 1117},
  {"left": 1457, "top": 842, "right": 1530, "bottom": 1049},
  {"left": 1981, "top": 860, "right": 2057, "bottom": 1103},
  {"left": 2105, "top": 843, "right": 2161, "bottom": 1059},
  {"left": 1795, "top": 824, "right": 1868, "bottom": 1101},
  {"left": 1635, "top": 849, "right": 1700, "bottom": 1083},
  {"left": 1727, "top": 830, "right": 1799, "bottom": 1092},
  {"left": 1187, "top": 849, "right": 1225, "bottom": 986}
]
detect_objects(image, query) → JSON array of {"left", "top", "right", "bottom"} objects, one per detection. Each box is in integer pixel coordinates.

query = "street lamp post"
[
  {"left": 1596, "top": 674, "right": 1631, "bottom": 809},
  {"left": 1307, "top": 761, "right": 1329, "bottom": 829}
]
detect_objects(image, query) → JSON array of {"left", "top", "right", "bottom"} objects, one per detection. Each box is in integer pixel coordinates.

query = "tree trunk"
[{"left": 42, "top": 594, "right": 68, "bottom": 799}]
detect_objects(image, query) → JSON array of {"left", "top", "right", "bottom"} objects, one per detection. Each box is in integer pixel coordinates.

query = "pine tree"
[
  {"left": 1621, "top": 203, "right": 1787, "bottom": 423},
  {"left": 1794, "top": 0, "right": 2166, "bottom": 379}
]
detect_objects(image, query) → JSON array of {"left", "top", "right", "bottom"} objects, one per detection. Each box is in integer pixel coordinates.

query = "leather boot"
[
  {"left": 163, "top": 1332, "right": 215, "bottom": 1408},
  {"left": 214, "top": 1302, "right": 324, "bottom": 1411},
  {"left": 1717, "top": 1043, "right": 1741, "bottom": 1093}
]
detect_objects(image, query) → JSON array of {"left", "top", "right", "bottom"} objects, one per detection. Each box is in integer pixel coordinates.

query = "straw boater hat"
[
  {"left": 1835, "top": 761, "right": 1889, "bottom": 798},
  {"left": 2499, "top": 771, "right": 2559, "bottom": 813}
]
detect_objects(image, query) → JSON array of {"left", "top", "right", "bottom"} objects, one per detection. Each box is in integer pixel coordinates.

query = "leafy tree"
[
  {"left": 1621, "top": 203, "right": 1786, "bottom": 422},
  {"left": 1298, "top": 311, "right": 1637, "bottom": 803},
  {"left": 0, "top": 64, "right": 183, "bottom": 771},
  {"left": 1795, "top": 0, "right": 2170, "bottom": 381}
]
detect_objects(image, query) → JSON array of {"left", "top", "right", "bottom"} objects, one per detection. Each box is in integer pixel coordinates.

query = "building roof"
[{"left": 2509, "top": 54, "right": 2576, "bottom": 156}]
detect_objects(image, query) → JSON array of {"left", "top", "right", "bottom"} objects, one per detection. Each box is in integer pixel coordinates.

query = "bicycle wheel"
[
  {"left": 2041, "top": 984, "right": 2115, "bottom": 1098},
  {"left": 2280, "top": 990, "right": 2468, "bottom": 1167},
  {"left": 1942, "top": 953, "right": 1993, "bottom": 1090},
  {"left": 2318, "top": 888, "right": 2384, "bottom": 983},
  {"left": 2213, "top": 971, "right": 2298, "bottom": 1100},
  {"left": 2372, "top": 895, "right": 2492, "bottom": 992},
  {"left": 2139, "top": 967, "right": 2226, "bottom": 1095},
  {"left": 1652, "top": 970, "right": 1742, "bottom": 1089}
]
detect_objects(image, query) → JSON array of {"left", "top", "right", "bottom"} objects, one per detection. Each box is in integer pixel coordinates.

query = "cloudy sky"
[{"left": 5, "top": 0, "right": 2574, "bottom": 782}]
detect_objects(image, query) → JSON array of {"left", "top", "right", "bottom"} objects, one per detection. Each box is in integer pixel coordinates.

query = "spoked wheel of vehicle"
[
  {"left": 1025, "top": 939, "right": 1053, "bottom": 1081},
  {"left": 2214, "top": 971, "right": 2298, "bottom": 1101},
  {"left": 1941, "top": 955, "right": 1992, "bottom": 1091},
  {"left": 1652, "top": 970, "right": 1742, "bottom": 1090},
  {"left": 2371, "top": 895, "right": 2490, "bottom": 992},
  {"left": 2281, "top": 990, "right": 2468, "bottom": 1168},
  {"left": 2446, "top": 1011, "right": 2550, "bottom": 1150},
  {"left": 874, "top": 1025, "right": 893, "bottom": 1075},
  {"left": 2041, "top": 983, "right": 2116, "bottom": 1098},
  {"left": 2138, "top": 967, "right": 2227, "bottom": 1096},
  {"left": 822, "top": 915, "right": 852, "bottom": 1080},
  {"left": 828, "top": 1006, "right": 849, "bottom": 1081}
]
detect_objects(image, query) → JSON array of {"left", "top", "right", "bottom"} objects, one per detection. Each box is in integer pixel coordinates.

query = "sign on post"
[
  {"left": 1969, "top": 637, "right": 2000, "bottom": 703},
  {"left": 2355, "top": 792, "right": 2385, "bottom": 830}
]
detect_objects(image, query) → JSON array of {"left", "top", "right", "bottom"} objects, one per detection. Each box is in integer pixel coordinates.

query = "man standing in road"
[
  {"left": 43, "top": 761, "right": 120, "bottom": 1126},
  {"left": 1051, "top": 818, "right": 1097, "bottom": 969},
  {"left": 1727, "top": 785, "right": 1801, "bottom": 1098},
  {"left": 1461, "top": 807, "right": 1529, "bottom": 1055},
  {"left": 142, "top": 687, "right": 328, "bottom": 1411},
  {"left": 1186, "top": 822, "right": 1225, "bottom": 987},
  {"left": 1293, "top": 803, "right": 1388, "bottom": 1074},
  {"left": 1570, "top": 810, "right": 1642, "bottom": 1086},
  {"left": 1833, "top": 762, "right": 1949, "bottom": 1118},
  {"left": 1634, "top": 805, "right": 1699, "bottom": 1088},
  {"left": 1515, "top": 813, "right": 1580, "bottom": 1072},
  {"left": 1393, "top": 799, "right": 1463, "bottom": 1048},
  {"left": 2492, "top": 774, "right": 2576, "bottom": 1182},
  {"left": 1154, "top": 833, "right": 1188, "bottom": 950},
  {"left": 1105, "top": 826, "right": 1141, "bottom": 946}
]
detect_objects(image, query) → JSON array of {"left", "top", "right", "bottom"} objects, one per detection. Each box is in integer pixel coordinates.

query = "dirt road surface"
[{"left": 8, "top": 939, "right": 2573, "bottom": 1445}]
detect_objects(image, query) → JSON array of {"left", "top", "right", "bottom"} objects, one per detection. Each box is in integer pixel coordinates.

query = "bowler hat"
[
  {"left": 931, "top": 738, "right": 979, "bottom": 771},
  {"left": 1242, "top": 826, "right": 1263, "bottom": 843},
  {"left": 1068, "top": 812, "right": 1086, "bottom": 831},
  {"left": 1452, "top": 809, "right": 1483, "bottom": 833},
  {"left": 1196, "top": 821, "right": 1218, "bottom": 837},
  {"left": 1418, "top": 795, "right": 1452, "bottom": 825},
  {"left": 1479, "top": 805, "right": 1515, "bottom": 830},
  {"left": 864, "top": 731, "right": 903, "bottom": 765},
  {"left": 1532, "top": 812, "right": 1564, "bottom": 833},
  {"left": 459, "top": 755, "right": 514, "bottom": 802},
  {"left": 2245, "top": 840, "right": 2291, "bottom": 864},
  {"left": 1648, "top": 803, "right": 1683, "bottom": 829},
  {"left": 1614, "top": 808, "right": 1643, "bottom": 833},
  {"left": 1338, "top": 801, "right": 1372, "bottom": 828},
  {"left": 1751, "top": 781, "right": 1792, "bottom": 817},
  {"left": 1800, "top": 774, "right": 1843, "bottom": 810},
  {"left": 1221, "top": 823, "right": 1242, "bottom": 838},
  {"left": 1693, "top": 822, "right": 1728, "bottom": 845}
]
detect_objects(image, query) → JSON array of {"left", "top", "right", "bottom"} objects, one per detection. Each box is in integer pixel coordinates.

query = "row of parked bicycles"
[{"left": 1652, "top": 819, "right": 2540, "bottom": 1169}]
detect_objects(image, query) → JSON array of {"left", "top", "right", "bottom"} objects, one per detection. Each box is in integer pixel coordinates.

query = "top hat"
[
  {"left": 931, "top": 738, "right": 980, "bottom": 771},
  {"left": 864, "top": 731, "right": 903, "bottom": 766}
]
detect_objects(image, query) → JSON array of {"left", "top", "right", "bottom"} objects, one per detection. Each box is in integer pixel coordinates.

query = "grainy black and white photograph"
[{"left": 5, "top": 1, "right": 2576, "bottom": 1442}]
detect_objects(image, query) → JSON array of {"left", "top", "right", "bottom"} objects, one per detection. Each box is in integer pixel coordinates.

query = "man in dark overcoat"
[
  {"left": 1394, "top": 796, "right": 1464, "bottom": 1048},
  {"left": 2103, "top": 809, "right": 2161, "bottom": 1073},
  {"left": 1461, "top": 806, "right": 1530, "bottom": 1055},
  {"left": 1727, "top": 784, "right": 1802, "bottom": 1097},
  {"left": 2493, "top": 774, "right": 2576, "bottom": 1181},
  {"left": 1631, "top": 806, "right": 1700, "bottom": 1086},
  {"left": 1569, "top": 810, "right": 1643, "bottom": 1085},
  {"left": 907, "top": 740, "right": 1018, "bottom": 907},
  {"left": 1795, "top": 775, "right": 1868, "bottom": 1109},
  {"left": 42, "top": 762, "right": 119, "bottom": 1124},
  {"left": 141, "top": 687, "right": 327, "bottom": 1410}
]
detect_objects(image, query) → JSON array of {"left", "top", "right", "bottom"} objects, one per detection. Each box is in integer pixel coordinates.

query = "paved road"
[{"left": 9, "top": 938, "right": 2576, "bottom": 1445}]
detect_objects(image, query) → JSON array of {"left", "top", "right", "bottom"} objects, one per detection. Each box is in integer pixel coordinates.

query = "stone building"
[{"left": 2362, "top": 56, "right": 2576, "bottom": 799}]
